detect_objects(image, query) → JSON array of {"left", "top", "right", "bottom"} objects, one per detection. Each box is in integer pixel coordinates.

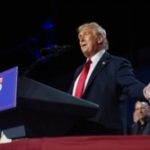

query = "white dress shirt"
[{"left": 72, "top": 49, "right": 106, "bottom": 96}]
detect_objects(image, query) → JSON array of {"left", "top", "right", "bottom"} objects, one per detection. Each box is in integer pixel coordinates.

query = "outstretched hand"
[{"left": 144, "top": 83, "right": 150, "bottom": 101}]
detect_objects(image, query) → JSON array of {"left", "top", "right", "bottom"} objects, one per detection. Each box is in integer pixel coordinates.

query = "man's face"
[
  {"left": 78, "top": 27, "right": 103, "bottom": 58},
  {"left": 135, "top": 102, "right": 150, "bottom": 119}
]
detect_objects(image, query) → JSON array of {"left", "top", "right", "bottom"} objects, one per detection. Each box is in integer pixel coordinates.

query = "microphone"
[
  {"left": 40, "top": 44, "right": 72, "bottom": 56},
  {"left": 21, "top": 44, "right": 72, "bottom": 77}
]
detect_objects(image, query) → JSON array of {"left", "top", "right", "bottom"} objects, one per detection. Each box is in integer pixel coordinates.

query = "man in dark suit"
[
  {"left": 131, "top": 101, "right": 150, "bottom": 135},
  {"left": 68, "top": 22, "right": 150, "bottom": 135}
]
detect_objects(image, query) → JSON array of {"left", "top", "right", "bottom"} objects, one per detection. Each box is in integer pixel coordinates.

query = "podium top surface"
[{"left": 17, "top": 77, "right": 99, "bottom": 118}]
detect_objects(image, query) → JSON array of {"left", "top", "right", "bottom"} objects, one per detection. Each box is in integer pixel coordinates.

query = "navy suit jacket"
[{"left": 69, "top": 52, "right": 146, "bottom": 133}]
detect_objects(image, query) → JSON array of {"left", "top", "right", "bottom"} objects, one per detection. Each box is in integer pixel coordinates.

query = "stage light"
[{"left": 41, "top": 20, "right": 54, "bottom": 31}]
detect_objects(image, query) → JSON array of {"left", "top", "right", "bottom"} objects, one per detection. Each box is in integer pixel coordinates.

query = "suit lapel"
[
  {"left": 83, "top": 52, "right": 110, "bottom": 94},
  {"left": 74, "top": 64, "right": 84, "bottom": 79}
]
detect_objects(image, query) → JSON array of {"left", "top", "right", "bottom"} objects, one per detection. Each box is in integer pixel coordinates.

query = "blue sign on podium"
[{"left": 0, "top": 66, "right": 18, "bottom": 112}]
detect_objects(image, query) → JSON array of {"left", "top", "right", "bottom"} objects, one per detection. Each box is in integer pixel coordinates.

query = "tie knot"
[{"left": 86, "top": 58, "right": 92, "bottom": 66}]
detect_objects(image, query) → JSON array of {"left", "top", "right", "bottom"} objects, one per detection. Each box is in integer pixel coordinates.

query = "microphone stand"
[
  {"left": 21, "top": 57, "right": 43, "bottom": 78},
  {"left": 20, "top": 45, "right": 71, "bottom": 78}
]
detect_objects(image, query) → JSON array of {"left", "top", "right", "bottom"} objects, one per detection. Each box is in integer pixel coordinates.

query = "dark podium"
[{"left": 0, "top": 77, "right": 99, "bottom": 139}]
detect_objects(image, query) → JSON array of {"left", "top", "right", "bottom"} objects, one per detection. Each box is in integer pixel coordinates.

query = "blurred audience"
[{"left": 130, "top": 101, "right": 150, "bottom": 135}]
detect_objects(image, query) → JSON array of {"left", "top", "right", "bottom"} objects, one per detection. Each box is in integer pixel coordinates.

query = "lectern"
[{"left": 0, "top": 68, "right": 99, "bottom": 139}]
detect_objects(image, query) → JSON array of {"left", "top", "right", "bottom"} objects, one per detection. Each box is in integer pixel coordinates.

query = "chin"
[{"left": 83, "top": 52, "right": 91, "bottom": 58}]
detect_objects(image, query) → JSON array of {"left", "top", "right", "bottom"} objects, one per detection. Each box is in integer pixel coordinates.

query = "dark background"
[{"left": 0, "top": 1, "right": 150, "bottom": 90}]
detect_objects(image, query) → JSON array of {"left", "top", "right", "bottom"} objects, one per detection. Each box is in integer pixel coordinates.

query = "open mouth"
[{"left": 81, "top": 43, "right": 87, "bottom": 48}]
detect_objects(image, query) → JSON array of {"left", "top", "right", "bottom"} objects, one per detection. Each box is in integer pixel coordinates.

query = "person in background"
[
  {"left": 68, "top": 22, "right": 150, "bottom": 135},
  {"left": 130, "top": 101, "right": 150, "bottom": 135}
]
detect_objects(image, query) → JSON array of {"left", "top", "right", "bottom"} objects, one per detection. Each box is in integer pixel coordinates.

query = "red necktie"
[{"left": 74, "top": 59, "right": 92, "bottom": 98}]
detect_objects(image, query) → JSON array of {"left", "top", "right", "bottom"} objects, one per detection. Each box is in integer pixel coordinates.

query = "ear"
[{"left": 97, "top": 35, "right": 103, "bottom": 44}]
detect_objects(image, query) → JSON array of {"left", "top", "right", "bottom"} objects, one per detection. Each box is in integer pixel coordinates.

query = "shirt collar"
[{"left": 87, "top": 49, "right": 106, "bottom": 63}]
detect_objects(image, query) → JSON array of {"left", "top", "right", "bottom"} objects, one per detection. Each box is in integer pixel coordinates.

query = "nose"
[{"left": 79, "top": 36, "right": 83, "bottom": 42}]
